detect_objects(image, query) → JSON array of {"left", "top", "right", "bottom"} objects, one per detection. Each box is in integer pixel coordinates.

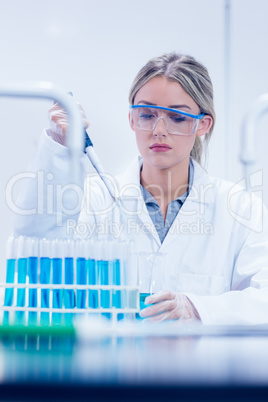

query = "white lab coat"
[{"left": 13, "top": 130, "right": 268, "bottom": 326}]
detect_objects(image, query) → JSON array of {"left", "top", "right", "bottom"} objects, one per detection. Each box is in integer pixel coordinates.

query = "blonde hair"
[{"left": 129, "top": 53, "right": 215, "bottom": 165}]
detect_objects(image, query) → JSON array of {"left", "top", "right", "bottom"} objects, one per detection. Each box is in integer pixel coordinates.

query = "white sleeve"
[
  {"left": 12, "top": 129, "right": 87, "bottom": 238},
  {"left": 186, "top": 198, "right": 268, "bottom": 326}
]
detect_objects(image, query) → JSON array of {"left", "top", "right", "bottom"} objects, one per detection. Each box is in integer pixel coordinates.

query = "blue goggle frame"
[{"left": 130, "top": 105, "right": 204, "bottom": 119}]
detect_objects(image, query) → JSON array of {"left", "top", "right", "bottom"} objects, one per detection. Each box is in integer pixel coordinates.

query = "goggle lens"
[{"left": 131, "top": 106, "right": 202, "bottom": 136}]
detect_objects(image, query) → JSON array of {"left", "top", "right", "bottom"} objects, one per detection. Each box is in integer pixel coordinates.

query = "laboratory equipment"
[
  {"left": 27, "top": 237, "right": 39, "bottom": 325},
  {"left": 96, "top": 239, "right": 112, "bottom": 320},
  {"left": 3, "top": 237, "right": 16, "bottom": 324},
  {"left": 136, "top": 252, "right": 167, "bottom": 317},
  {"left": 39, "top": 238, "right": 51, "bottom": 325},
  {"left": 64, "top": 239, "right": 75, "bottom": 325},
  {"left": 0, "top": 81, "right": 84, "bottom": 182},
  {"left": 75, "top": 239, "right": 87, "bottom": 311},
  {"left": 111, "top": 243, "right": 122, "bottom": 310},
  {"left": 66, "top": 91, "right": 119, "bottom": 202},
  {"left": 15, "top": 236, "right": 27, "bottom": 324},
  {"left": 130, "top": 105, "right": 204, "bottom": 136},
  {"left": 84, "top": 125, "right": 119, "bottom": 203},
  {"left": 51, "top": 239, "right": 64, "bottom": 325},
  {"left": 240, "top": 93, "right": 268, "bottom": 190},
  {"left": 87, "top": 239, "right": 98, "bottom": 309},
  {"left": 0, "top": 236, "right": 139, "bottom": 327}
]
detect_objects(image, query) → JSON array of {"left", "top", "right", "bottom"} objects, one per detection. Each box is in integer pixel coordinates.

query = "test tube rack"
[{"left": 1, "top": 236, "right": 139, "bottom": 326}]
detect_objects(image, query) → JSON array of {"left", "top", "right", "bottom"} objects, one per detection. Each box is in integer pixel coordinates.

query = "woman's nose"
[{"left": 152, "top": 117, "right": 168, "bottom": 137}]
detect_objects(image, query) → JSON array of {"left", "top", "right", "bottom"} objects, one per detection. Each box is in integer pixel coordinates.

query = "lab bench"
[{"left": 0, "top": 324, "right": 267, "bottom": 401}]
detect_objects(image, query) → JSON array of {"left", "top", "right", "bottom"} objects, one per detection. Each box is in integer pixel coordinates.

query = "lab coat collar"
[
  {"left": 116, "top": 155, "right": 214, "bottom": 206},
  {"left": 116, "top": 155, "right": 143, "bottom": 197},
  {"left": 116, "top": 155, "right": 159, "bottom": 244},
  {"left": 187, "top": 160, "right": 215, "bottom": 206},
  {"left": 115, "top": 155, "right": 215, "bottom": 246}
]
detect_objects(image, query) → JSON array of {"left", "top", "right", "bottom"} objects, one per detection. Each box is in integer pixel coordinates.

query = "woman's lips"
[{"left": 149, "top": 143, "right": 172, "bottom": 152}]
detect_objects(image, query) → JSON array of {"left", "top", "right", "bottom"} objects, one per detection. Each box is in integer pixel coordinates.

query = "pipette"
[
  {"left": 84, "top": 132, "right": 119, "bottom": 202},
  {"left": 67, "top": 92, "right": 119, "bottom": 203}
]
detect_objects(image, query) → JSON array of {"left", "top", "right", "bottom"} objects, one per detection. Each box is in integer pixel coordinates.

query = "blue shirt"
[{"left": 140, "top": 159, "right": 194, "bottom": 243}]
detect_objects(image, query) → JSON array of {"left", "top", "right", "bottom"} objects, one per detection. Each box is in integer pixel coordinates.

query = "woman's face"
[{"left": 130, "top": 76, "right": 212, "bottom": 171}]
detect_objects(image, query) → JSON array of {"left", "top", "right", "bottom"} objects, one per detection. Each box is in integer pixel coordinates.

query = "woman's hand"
[
  {"left": 48, "top": 101, "right": 90, "bottom": 145},
  {"left": 139, "top": 290, "right": 201, "bottom": 322}
]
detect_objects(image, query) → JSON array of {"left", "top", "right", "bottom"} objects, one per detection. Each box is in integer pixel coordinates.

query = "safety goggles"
[{"left": 130, "top": 105, "right": 204, "bottom": 136}]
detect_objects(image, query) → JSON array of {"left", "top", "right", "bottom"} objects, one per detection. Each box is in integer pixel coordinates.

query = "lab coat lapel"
[
  {"left": 116, "top": 156, "right": 161, "bottom": 245},
  {"left": 116, "top": 157, "right": 213, "bottom": 247},
  {"left": 160, "top": 160, "right": 215, "bottom": 248}
]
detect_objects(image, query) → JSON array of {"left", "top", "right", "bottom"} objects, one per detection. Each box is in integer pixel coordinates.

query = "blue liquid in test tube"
[
  {"left": 40, "top": 239, "right": 52, "bottom": 325},
  {"left": 16, "top": 257, "right": 27, "bottom": 324},
  {"left": 52, "top": 239, "right": 63, "bottom": 326},
  {"left": 40, "top": 257, "right": 51, "bottom": 325},
  {"left": 75, "top": 239, "right": 87, "bottom": 319},
  {"left": 86, "top": 240, "right": 98, "bottom": 312},
  {"left": 136, "top": 252, "right": 160, "bottom": 320},
  {"left": 112, "top": 258, "right": 123, "bottom": 321},
  {"left": 64, "top": 257, "right": 74, "bottom": 325},
  {"left": 77, "top": 257, "right": 87, "bottom": 310},
  {"left": 88, "top": 259, "right": 98, "bottom": 309},
  {"left": 112, "top": 259, "right": 121, "bottom": 308},
  {"left": 52, "top": 257, "right": 63, "bottom": 325},
  {"left": 139, "top": 292, "right": 152, "bottom": 310},
  {"left": 64, "top": 239, "right": 75, "bottom": 325},
  {"left": 98, "top": 259, "right": 110, "bottom": 319},
  {"left": 25, "top": 237, "right": 39, "bottom": 325},
  {"left": 28, "top": 256, "right": 38, "bottom": 325},
  {"left": 4, "top": 260, "right": 16, "bottom": 308},
  {"left": 3, "top": 237, "right": 16, "bottom": 325}
]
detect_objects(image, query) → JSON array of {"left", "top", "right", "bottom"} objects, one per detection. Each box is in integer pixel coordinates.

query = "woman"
[{"left": 14, "top": 53, "right": 268, "bottom": 325}]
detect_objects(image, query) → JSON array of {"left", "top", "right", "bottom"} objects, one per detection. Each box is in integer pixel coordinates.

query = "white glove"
[
  {"left": 139, "top": 290, "right": 201, "bottom": 322},
  {"left": 48, "top": 101, "right": 89, "bottom": 146}
]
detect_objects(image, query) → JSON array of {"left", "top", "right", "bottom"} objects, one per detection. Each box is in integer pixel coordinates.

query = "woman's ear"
[
  {"left": 196, "top": 115, "right": 213, "bottom": 137},
  {"left": 129, "top": 111, "right": 135, "bottom": 131}
]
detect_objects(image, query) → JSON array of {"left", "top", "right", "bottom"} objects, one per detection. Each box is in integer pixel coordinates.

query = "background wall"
[{"left": 0, "top": 0, "right": 267, "bottom": 275}]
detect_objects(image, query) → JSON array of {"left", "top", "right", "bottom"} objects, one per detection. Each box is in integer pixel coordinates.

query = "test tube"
[
  {"left": 96, "top": 239, "right": 111, "bottom": 319},
  {"left": 51, "top": 239, "right": 64, "bottom": 325},
  {"left": 76, "top": 239, "right": 87, "bottom": 312},
  {"left": 121, "top": 240, "right": 136, "bottom": 320},
  {"left": 15, "top": 236, "right": 27, "bottom": 324},
  {"left": 64, "top": 239, "right": 75, "bottom": 325},
  {"left": 124, "top": 240, "right": 138, "bottom": 317},
  {"left": 40, "top": 238, "right": 51, "bottom": 326},
  {"left": 111, "top": 241, "right": 121, "bottom": 310},
  {"left": 27, "top": 237, "right": 39, "bottom": 325},
  {"left": 3, "top": 236, "right": 16, "bottom": 324},
  {"left": 86, "top": 239, "right": 98, "bottom": 310}
]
